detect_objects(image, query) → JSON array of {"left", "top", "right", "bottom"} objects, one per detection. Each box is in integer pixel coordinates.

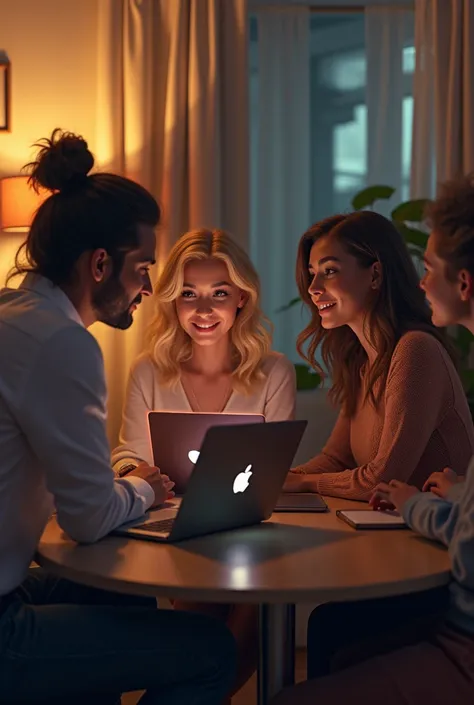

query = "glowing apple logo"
[
  {"left": 233, "top": 464, "right": 253, "bottom": 494},
  {"left": 188, "top": 450, "right": 200, "bottom": 464}
]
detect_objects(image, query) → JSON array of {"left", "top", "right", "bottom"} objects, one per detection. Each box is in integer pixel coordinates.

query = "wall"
[{"left": 0, "top": 0, "right": 99, "bottom": 284}]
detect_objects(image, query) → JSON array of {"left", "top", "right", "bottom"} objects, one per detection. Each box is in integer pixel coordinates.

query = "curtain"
[
  {"left": 94, "top": 0, "right": 249, "bottom": 443},
  {"left": 250, "top": 7, "right": 310, "bottom": 360},
  {"left": 365, "top": 6, "right": 413, "bottom": 211},
  {"left": 411, "top": 0, "right": 474, "bottom": 198}
]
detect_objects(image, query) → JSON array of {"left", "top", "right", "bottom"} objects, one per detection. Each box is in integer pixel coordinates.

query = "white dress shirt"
[{"left": 0, "top": 275, "right": 154, "bottom": 596}]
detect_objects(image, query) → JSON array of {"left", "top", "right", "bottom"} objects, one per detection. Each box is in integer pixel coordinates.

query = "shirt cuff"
[
  {"left": 446, "top": 482, "right": 465, "bottom": 502},
  {"left": 401, "top": 491, "right": 444, "bottom": 531},
  {"left": 121, "top": 475, "right": 155, "bottom": 511},
  {"left": 401, "top": 491, "right": 424, "bottom": 526}
]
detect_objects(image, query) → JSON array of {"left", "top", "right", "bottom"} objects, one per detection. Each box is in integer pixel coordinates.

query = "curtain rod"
[
  {"left": 310, "top": 3, "right": 414, "bottom": 9},
  {"left": 249, "top": 4, "right": 414, "bottom": 12}
]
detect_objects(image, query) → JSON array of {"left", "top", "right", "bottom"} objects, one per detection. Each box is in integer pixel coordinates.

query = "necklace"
[{"left": 185, "top": 374, "right": 232, "bottom": 413}]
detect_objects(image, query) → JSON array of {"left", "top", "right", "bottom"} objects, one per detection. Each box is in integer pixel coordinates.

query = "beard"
[{"left": 92, "top": 276, "right": 141, "bottom": 330}]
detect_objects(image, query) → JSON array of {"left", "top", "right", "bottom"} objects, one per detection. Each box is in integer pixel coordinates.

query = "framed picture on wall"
[{"left": 0, "top": 52, "right": 11, "bottom": 132}]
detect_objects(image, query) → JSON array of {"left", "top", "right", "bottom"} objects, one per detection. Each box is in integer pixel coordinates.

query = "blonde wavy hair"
[{"left": 145, "top": 228, "right": 272, "bottom": 394}]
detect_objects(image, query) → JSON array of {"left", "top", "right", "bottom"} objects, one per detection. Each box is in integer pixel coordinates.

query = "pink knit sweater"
[{"left": 296, "top": 331, "right": 474, "bottom": 501}]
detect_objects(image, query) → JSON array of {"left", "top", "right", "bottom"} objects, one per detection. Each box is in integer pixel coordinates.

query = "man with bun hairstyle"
[{"left": 0, "top": 129, "right": 236, "bottom": 704}]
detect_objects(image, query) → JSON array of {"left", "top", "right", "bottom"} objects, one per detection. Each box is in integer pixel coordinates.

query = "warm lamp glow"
[{"left": 0, "top": 176, "right": 47, "bottom": 233}]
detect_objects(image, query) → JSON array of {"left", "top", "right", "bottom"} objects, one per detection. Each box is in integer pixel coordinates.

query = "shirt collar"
[{"left": 20, "top": 274, "right": 85, "bottom": 328}]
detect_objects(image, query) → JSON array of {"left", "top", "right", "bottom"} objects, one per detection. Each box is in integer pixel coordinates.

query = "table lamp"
[{"left": 0, "top": 175, "right": 46, "bottom": 233}]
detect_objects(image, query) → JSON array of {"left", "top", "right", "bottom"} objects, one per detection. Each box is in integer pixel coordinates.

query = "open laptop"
[
  {"left": 148, "top": 411, "right": 265, "bottom": 494},
  {"left": 114, "top": 420, "right": 307, "bottom": 542}
]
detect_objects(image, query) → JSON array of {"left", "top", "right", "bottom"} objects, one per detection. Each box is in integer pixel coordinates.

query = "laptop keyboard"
[{"left": 135, "top": 518, "right": 175, "bottom": 534}]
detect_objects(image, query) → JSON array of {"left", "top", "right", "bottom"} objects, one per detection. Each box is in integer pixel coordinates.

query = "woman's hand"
[
  {"left": 422, "top": 467, "right": 459, "bottom": 498},
  {"left": 282, "top": 470, "right": 310, "bottom": 493},
  {"left": 370, "top": 479, "right": 419, "bottom": 514}
]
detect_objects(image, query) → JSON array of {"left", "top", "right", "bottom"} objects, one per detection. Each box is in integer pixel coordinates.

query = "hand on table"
[
  {"left": 282, "top": 469, "right": 310, "bottom": 493},
  {"left": 422, "top": 467, "right": 460, "bottom": 498},
  {"left": 370, "top": 479, "right": 419, "bottom": 514},
  {"left": 127, "top": 462, "right": 175, "bottom": 507}
]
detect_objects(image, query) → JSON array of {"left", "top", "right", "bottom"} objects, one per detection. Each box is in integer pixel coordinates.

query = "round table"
[{"left": 36, "top": 497, "right": 450, "bottom": 704}]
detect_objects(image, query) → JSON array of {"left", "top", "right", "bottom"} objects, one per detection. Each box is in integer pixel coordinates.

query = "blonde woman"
[{"left": 112, "top": 228, "right": 296, "bottom": 700}]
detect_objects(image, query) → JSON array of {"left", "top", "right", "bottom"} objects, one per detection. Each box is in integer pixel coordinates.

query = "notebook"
[{"left": 336, "top": 509, "right": 407, "bottom": 530}]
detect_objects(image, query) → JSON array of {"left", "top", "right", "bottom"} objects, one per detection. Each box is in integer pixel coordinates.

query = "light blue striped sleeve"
[{"left": 402, "top": 492, "right": 460, "bottom": 548}]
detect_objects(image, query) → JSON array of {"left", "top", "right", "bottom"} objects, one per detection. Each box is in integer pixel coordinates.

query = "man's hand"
[
  {"left": 422, "top": 467, "right": 459, "bottom": 498},
  {"left": 127, "top": 462, "right": 175, "bottom": 507},
  {"left": 370, "top": 479, "right": 419, "bottom": 514}
]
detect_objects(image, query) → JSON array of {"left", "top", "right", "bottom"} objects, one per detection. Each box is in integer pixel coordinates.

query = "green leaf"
[
  {"left": 351, "top": 186, "right": 395, "bottom": 211},
  {"left": 397, "top": 223, "right": 428, "bottom": 249},
  {"left": 391, "top": 199, "right": 431, "bottom": 223},
  {"left": 294, "top": 364, "right": 321, "bottom": 391},
  {"left": 276, "top": 296, "right": 301, "bottom": 313}
]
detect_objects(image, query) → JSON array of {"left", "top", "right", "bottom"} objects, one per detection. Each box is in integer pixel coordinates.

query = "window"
[
  {"left": 309, "top": 13, "right": 415, "bottom": 222},
  {"left": 249, "top": 9, "right": 415, "bottom": 360}
]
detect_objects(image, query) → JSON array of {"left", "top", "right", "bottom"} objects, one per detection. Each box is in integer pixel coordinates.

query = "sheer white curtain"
[
  {"left": 365, "top": 6, "right": 413, "bottom": 210},
  {"left": 250, "top": 7, "right": 310, "bottom": 360},
  {"left": 95, "top": 0, "right": 249, "bottom": 443},
  {"left": 411, "top": 0, "right": 474, "bottom": 198}
]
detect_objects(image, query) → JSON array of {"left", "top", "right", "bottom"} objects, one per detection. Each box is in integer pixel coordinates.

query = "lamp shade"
[{"left": 0, "top": 175, "right": 47, "bottom": 232}]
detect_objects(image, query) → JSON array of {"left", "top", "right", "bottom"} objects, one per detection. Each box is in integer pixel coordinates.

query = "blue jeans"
[{"left": 0, "top": 568, "right": 236, "bottom": 704}]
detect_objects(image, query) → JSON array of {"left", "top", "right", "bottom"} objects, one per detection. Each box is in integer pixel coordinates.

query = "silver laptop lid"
[
  {"left": 168, "top": 420, "right": 307, "bottom": 541},
  {"left": 148, "top": 411, "right": 265, "bottom": 494}
]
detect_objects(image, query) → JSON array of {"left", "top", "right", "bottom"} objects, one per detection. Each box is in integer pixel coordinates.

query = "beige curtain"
[
  {"left": 94, "top": 0, "right": 249, "bottom": 443},
  {"left": 411, "top": 0, "right": 474, "bottom": 197}
]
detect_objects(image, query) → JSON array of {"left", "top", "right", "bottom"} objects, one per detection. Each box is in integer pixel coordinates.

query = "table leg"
[{"left": 257, "top": 603, "right": 295, "bottom": 705}]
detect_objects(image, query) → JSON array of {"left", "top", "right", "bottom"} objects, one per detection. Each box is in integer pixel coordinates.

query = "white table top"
[{"left": 36, "top": 497, "right": 451, "bottom": 604}]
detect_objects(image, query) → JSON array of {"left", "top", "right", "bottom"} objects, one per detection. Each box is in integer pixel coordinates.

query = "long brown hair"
[{"left": 296, "top": 211, "right": 454, "bottom": 416}]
